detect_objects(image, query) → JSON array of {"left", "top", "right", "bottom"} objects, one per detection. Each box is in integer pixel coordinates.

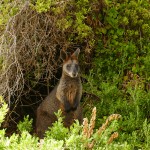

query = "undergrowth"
[
  {"left": 0, "top": 98, "right": 131, "bottom": 150},
  {"left": 83, "top": 0, "right": 150, "bottom": 149},
  {"left": 1, "top": 98, "right": 149, "bottom": 149}
]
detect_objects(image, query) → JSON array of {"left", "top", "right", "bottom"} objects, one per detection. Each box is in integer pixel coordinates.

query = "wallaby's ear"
[
  {"left": 72, "top": 48, "right": 80, "bottom": 58},
  {"left": 60, "top": 50, "right": 68, "bottom": 61}
]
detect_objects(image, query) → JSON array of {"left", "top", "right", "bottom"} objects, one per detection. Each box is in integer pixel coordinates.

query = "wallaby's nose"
[{"left": 72, "top": 72, "right": 76, "bottom": 77}]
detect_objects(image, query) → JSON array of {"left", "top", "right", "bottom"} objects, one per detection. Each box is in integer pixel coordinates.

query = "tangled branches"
[{"left": 0, "top": 1, "right": 74, "bottom": 125}]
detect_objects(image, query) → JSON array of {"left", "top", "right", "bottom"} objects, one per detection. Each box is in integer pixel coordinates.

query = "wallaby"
[{"left": 36, "top": 48, "right": 83, "bottom": 138}]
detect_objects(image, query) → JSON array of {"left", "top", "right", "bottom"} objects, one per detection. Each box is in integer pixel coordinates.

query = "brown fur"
[
  {"left": 63, "top": 55, "right": 77, "bottom": 64},
  {"left": 36, "top": 49, "right": 82, "bottom": 138}
]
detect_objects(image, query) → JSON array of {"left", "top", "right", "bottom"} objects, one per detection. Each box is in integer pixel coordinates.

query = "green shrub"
[
  {"left": 30, "top": 0, "right": 53, "bottom": 13},
  {"left": 0, "top": 0, "right": 21, "bottom": 30},
  {"left": 0, "top": 96, "right": 8, "bottom": 126},
  {"left": 0, "top": 105, "right": 128, "bottom": 150},
  {"left": 17, "top": 115, "right": 33, "bottom": 133},
  {"left": 83, "top": 0, "right": 150, "bottom": 149},
  {"left": 0, "top": 100, "right": 149, "bottom": 149},
  {"left": 45, "top": 110, "right": 69, "bottom": 141}
]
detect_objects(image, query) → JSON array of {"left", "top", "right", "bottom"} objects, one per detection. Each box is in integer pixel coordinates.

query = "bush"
[
  {"left": 83, "top": 0, "right": 150, "bottom": 149},
  {"left": 0, "top": 96, "right": 8, "bottom": 126},
  {"left": 0, "top": 103, "right": 127, "bottom": 150}
]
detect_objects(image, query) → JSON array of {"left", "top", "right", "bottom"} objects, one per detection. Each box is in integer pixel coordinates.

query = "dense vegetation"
[{"left": 0, "top": 0, "right": 150, "bottom": 149}]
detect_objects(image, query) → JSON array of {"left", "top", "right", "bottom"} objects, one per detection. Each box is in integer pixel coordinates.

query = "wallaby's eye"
[{"left": 66, "top": 64, "right": 71, "bottom": 69}]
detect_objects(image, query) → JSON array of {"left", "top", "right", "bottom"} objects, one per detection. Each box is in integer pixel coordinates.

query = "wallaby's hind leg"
[{"left": 36, "top": 108, "right": 57, "bottom": 138}]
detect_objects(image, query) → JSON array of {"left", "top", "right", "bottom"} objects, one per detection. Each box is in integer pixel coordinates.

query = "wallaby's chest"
[
  {"left": 56, "top": 78, "right": 80, "bottom": 103},
  {"left": 66, "top": 83, "right": 77, "bottom": 104},
  {"left": 60, "top": 81, "right": 78, "bottom": 92},
  {"left": 59, "top": 78, "right": 80, "bottom": 91}
]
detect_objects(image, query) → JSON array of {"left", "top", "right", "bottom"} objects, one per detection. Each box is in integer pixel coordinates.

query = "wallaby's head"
[{"left": 61, "top": 48, "right": 80, "bottom": 78}]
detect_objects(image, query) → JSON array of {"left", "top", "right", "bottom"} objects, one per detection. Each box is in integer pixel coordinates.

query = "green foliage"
[
  {"left": 30, "top": 0, "right": 53, "bottom": 13},
  {"left": 142, "top": 119, "right": 150, "bottom": 149},
  {"left": 45, "top": 110, "right": 85, "bottom": 149},
  {"left": 0, "top": 96, "right": 8, "bottom": 126},
  {"left": 30, "top": 0, "right": 94, "bottom": 43},
  {"left": 39, "top": 139, "right": 64, "bottom": 150},
  {"left": 0, "top": 108, "right": 127, "bottom": 149},
  {"left": 65, "top": 121, "right": 84, "bottom": 149},
  {"left": 17, "top": 115, "right": 33, "bottom": 133},
  {"left": 0, "top": 105, "right": 149, "bottom": 149},
  {"left": 45, "top": 110, "right": 69, "bottom": 140},
  {"left": 0, "top": 0, "right": 20, "bottom": 30},
  {"left": 83, "top": 0, "right": 150, "bottom": 149},
  {"left": 44, "top": 110, "right": 129, "bottom": 149},
  {"left": 11, "top": 132, "right": 38, "bottom": 150}
]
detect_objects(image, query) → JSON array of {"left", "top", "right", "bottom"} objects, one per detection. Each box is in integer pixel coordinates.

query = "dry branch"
[{"left": 0, "top": 1, "right": 74, "bottom": 126}]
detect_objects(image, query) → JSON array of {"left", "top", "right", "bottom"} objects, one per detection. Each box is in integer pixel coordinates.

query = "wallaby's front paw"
[
  {"left": 64, "top": 100, "right": 78, "bottom": 112},
  {"left": 64, "top": 100, "right": 72, "bottom": 112},
  {"left": 72, "top": 100, "right": 79, "bottom": 110}
]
